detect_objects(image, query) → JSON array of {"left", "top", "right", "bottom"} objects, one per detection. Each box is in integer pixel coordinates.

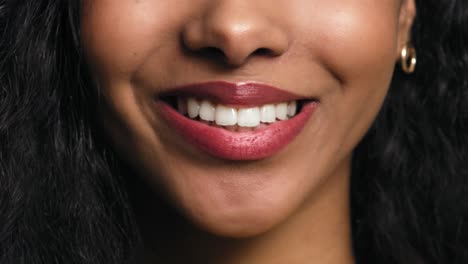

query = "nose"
[{"left": 182, "top": 1, "right": 289, "bottom": 66}]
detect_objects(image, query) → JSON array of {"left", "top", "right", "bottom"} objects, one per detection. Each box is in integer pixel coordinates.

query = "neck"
[{"left": 133, "top": 160, "right": 354, "bottom": 264}]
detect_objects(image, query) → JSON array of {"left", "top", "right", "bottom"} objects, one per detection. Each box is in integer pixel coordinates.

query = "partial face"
[{"left": 81, "top": 0, "right": 415, "bottom": 237}]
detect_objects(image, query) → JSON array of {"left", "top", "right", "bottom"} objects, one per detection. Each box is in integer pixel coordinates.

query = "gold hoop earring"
[{"left": 400, "top": 43, "right": 417, "bottom": 74}]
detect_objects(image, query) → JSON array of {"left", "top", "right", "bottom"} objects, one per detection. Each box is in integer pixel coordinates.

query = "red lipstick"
[
  {"left": 156, "top": 81, "right": 318, "bottom": 160},
  {"left": 160, "top": 81, "right": 308, "bottom": 107}
]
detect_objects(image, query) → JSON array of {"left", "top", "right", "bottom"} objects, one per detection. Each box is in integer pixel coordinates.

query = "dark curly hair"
[{"left": 0, "top": 0, "right": 467, "bottom": 263}]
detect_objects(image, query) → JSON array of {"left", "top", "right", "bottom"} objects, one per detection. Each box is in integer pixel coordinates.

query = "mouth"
[
  {"left": 160, "top": 96, "right": 310, "bottom": 131},
  {"left": 155, "top": 81, "right": 319, "bottom": 160}
]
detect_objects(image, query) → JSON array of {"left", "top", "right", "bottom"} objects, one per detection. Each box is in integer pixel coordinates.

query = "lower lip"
[{"left": 155, "top": 101, "right": 318, "bottom": 160}]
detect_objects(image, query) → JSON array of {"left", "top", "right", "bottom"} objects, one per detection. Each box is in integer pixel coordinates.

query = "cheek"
[
  {"left": 80, "top": 0, "right": 180, "bottom": 77},
  {"left": 309, "top": 5, "right": 400, "bottom": 83},
  {"left": 325, "top": 23, "right": 397, "bottom": 83},
  {"left": 291, "top": 3, "right": 401, "bottom": 163}
]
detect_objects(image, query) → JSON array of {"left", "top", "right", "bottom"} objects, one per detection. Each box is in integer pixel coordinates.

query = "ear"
[{"left": 396, "top": 0, "right": 416, "bottom": 60}]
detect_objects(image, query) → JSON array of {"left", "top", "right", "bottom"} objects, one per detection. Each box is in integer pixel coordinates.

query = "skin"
[{"left": 81, "top": 0, "right": 416, "bottom": 263}]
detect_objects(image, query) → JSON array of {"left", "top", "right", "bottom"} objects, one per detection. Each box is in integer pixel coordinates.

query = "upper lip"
[{"left": 158, "top": 81, "right": 313, "bottom": 107}]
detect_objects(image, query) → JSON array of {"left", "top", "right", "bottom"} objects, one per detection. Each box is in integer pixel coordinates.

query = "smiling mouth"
[
  {"left": 160, "top": 96, "right": 310, "bottom": 132},
  {"left": 155, "top": 81, "right": 319, "bottom": 160}
]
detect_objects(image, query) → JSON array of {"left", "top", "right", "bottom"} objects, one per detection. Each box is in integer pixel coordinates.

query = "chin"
[
  {"left": 167, "top": 173, "right": 301, "bottom": 239},
  {"left": 185, "top": 204, "right": 286, "bottom": 238}
]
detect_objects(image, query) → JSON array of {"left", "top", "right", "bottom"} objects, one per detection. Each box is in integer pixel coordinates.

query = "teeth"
[
  {"left": 215, "top": 105, "right": 237, "bottom": 126},
  {"left": 275, "top": 103, "right": 288, "bottom": 121},
  {"left": 199, "top": 100, "right": 216, "bottom": 121},
  {"left": 260, "top": 104, "right": 276, "bottom": 123},
  {"left": 287, "top": 101, "right": 297, "bottom": 117},
  {"left": 179, "top": 97, "right": 300, "bottom": 128},
  {"left": 238, "top": 107, "right": 260, "bottom": 127},
  {"left": 187, "top": 98, "right": 200, "bottom": 118}
]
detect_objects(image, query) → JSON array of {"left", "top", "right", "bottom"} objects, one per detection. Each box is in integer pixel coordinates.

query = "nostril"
[
  {"left": 186, "top": 46, "right": 230, "bottom": 64},
  {"left": 252, "top": 48, "right": 275, "bottom": 57},
  {"left": 199, "top": 46, "right": 225, "bottom": 58}
]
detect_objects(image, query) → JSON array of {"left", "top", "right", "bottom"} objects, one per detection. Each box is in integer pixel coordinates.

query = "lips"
[{"left": 155, "top": 81, "right": 318, "bottom": 160}]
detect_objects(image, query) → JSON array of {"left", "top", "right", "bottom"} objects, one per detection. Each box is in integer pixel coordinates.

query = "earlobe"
[{"left": 396, "top": 0, "right": 417, "bottom": 60}]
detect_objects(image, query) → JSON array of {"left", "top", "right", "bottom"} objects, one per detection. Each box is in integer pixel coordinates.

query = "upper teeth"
[{"left": 179, "top": 97, "right": 298, "bottom": 128}]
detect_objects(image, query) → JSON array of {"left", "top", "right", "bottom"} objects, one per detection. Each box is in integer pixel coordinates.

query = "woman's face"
[{"left": 82, "top": 0, "right": 415, "bottom": 237}]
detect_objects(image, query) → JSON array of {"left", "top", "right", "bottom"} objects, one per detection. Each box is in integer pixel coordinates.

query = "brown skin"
[{"left": 81, "top": 0, "right": 416, "bottom": 263}]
